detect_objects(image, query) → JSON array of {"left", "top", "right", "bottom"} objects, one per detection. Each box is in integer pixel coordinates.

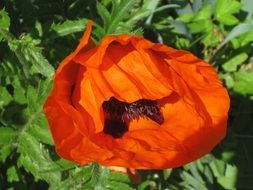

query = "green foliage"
[
  {"left": 50, "top": 19, "right": 89, "bottom": 37},
  {"left": 222, "top": 53, "right": 248, "bottom": 72},
  {"left": 0, "top": 0, "right": 253, "bottom": 189},
  {"left": 0, "top": 9, "right": 10, "bottom": 38},
  {"left": 215, "top": 0, "right": 241, "bottom": 25}
]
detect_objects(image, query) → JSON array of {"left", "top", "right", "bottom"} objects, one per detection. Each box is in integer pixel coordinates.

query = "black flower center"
[{"left": 102, "top": 97, "right": 164, "bottom": 138}]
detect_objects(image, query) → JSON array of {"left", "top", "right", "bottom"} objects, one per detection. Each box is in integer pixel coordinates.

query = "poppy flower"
[{"left": 43, "top": 20, "right": 230, "bottom": 169}]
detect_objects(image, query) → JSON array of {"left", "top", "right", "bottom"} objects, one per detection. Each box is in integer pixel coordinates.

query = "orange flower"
[{"left": 43, "top": 21, "right": 230, "bottom": 169}]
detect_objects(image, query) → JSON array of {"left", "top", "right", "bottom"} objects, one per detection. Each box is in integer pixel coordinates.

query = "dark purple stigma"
[{"left": 102, "top": 97, "right": 164, "bottom": 138}]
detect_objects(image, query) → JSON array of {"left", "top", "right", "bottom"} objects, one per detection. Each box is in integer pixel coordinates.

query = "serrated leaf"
[
  {"left": 26, "top": 46, "right": 55, "bottom": 77},
  {"left": 7, "top": 34, "right": 54, "bottom": 78},
  {"left": 0, "top": 58, "right": 21, "bottom": 78},
  {"left": 27, "top": 121, "right": 53, "bottom": 145},
  {"left": 125, "top": 9, "right": 150, "bottom": 27},
  {"left": 12, "top": 76, "right": 26, "bottom": 104},
  {"left": 26, "top": 78, "right": 52, "bottom": 110},
  {"left": 214, "top": 0, "right": 241, "bottom": 25},
  {"left": 90, "top": 163, "right": 110, "bottom": 189},
  {"left": 51, "top": 19, "right": 88, "bottom": 37},
  {"left": 0, "top": 127, "right": 17, "bottom": 145},
  {"left": 53, "top": 159, "right": 76, "bottom": 172},
  {"left": 222, "top": 53, "right": 248, "bottom": 72},
  {"left": 52, "top": 166, "right": 93, "bottom": 190},
  {"left": 0, "top": 127, "right": 17, "bottom": 162},
  {"left": 0, "top": 86, "right": 13, "bottom": 107},
  {"left": 17, "top": 132, "right": 61, "bottom": 186},
  {"left": 106, "top": 0, "right": 137, "bottom": 34}
]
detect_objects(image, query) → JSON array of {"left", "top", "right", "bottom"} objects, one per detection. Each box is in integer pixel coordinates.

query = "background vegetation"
[{"left": 0, "top": 0, "right": 253, "bottom": 189}]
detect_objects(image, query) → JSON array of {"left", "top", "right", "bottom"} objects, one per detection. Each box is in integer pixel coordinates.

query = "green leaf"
[
  {"left": 0, "top": 9, "right": 10, "bottom": 30},
  {"left": 217, "top": 165, "right": 238, "bottom": 189},
  {"left": 51, "top": 166, "right": 93, "bottom": 190},
  {"left": 220, "top": 21, "right": 253, "bottom": 47},
  {"left": 50, "top": 19, "right": 88, "bottom": 37},
  {"left": 26, "top": 78, "right": 52, "bottom": 110},
  {"left": 192, "top": 4, "right": 212, "bottom": 21},
  {"left": 219, "top": 73, "right": 235, "bottom": 88},
  {"left": 125, "top": 9, "right": 151, "bottom": 27},
  {"left": 7, "top": 166, "right": 19, "bottom": 182},
  {"left": 96, "top": 1, "right": 111, "bottom": 27},
  {"left": 105, "top": 0, "right": 137, "bottom": 34},
  {"left": 7, "top": 34, "right": 55, "bottom": 78},
  {"left": 203, "top": 166, "right": 214, "bottom": 184},
  {"left": 27, "top": 120, "right": 53, "bottom": 145},
  {"left": 106, "top": 180, "right": 134, "bottom": 190},
  {"left": 177, "top": 13, "right": 195, "bottom": 23},
  {"left": 25, "top": 82, "right": 52, "bottom": 145},
  {"left": 234, "top": 71, "right": 253, "bottom": 82},
  {"left": 180, "top": 171, "right": 208, "bottom": 190},
  {"left": 188, "top": 20, "right": 212, "bottom": 33},
  {"left": 143, "top": 0, "right": 159, "bottom": 25},
  {"left": 241, "top": 0, "right": 253, "bottom": 20},
  {"left": 144, "top": 0, "right": 179, "bottom": 24},
  {"left": 233, "top": 80, "right": 253, "bottom": 95},
  {"left": 215, "top": 0, "right": 241, "bottom": 25},
  {"left": 222, "top": 151, "right": 235, "bottom": 162},
  {"left": 181, "top": 4, "right": 212, "bottom": 35},
  {"left": 0, "top": 9, "right": 10, "bottom": 41},
  {"left": 0, "top": 127, "right": 17, "bottom": 162},
  {"left": 0, "top": 86, "right": 13, "bottom": 108},
  {"left": 0, "top": 127, "right": 17, "bottom": 146},
  {"left": 222, "top": 53, "right": 248, "bottom": 72},
  {"left": 163, "top": 169, "right": 173, "bottom": 180},
  {"left": 209, "top": 159, "right": 226, "bottom": 178},
  {"left": 233, "top": 31, "right": 253, "bottom": 47},
  {"left": 90, "top": 163, "right": 110, "bottom": 189},
  {"left": 108, "top": 171, "right": 132, "bottom": 184},
  {"left": 188, "top": 163, "right": 205, "bottom": 183},
  {"left": 170, "top": 20, "right": 191, "bottom": 38},
  {"left": 138, "top": 180, "right": 156, "bottom": 190},
  {"left": 25, "top": 45, "right": 55, "bottom": 78},
  {"left": 12, "top": 76, "right": 27, "bottom": 104},
  {"left": 202, "top": 30, "right": 220, "bottom": 47},
  {"left": 17, "top": 132, "right": 61, "bottom": 186}
]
